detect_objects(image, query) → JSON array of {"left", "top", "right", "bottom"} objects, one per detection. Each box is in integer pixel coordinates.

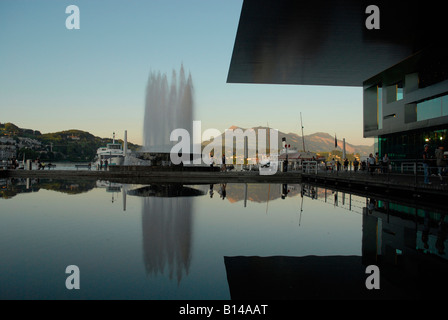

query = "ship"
[{"left": 92, "top": 132, "right": 125, "bottom": 167}]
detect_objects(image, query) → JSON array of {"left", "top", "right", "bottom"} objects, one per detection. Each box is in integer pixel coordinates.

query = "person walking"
[
  {"left": 368, "top": 153, "right": 375, "bottom": 174},
  {"left": 423, "top": 144, "right": 431, "bottom": 184},
  {"left": 209, "top": 154, "right": 214, "bottom": 171},
  {"left": 382, "top": 153, "right": 390, "bottom": 173},
  {"left": 221, "top": 154, "right": 226, "bottom": 172},
  {"left": 435, "top": 146, "right": 446, "bottom": 184},
  {"left": 353, "top": 158, "right": 359, "bottom": 172}
]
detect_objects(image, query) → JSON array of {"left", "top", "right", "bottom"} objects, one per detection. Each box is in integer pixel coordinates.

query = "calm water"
[{"left": 0, "top": 178, "right": 447, "bottom": 300}]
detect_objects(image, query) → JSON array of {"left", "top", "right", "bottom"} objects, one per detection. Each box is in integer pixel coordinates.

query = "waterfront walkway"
[
  {"left": 1, "top": 167, "right": 447, "bottom": 200},
  {"left": 0, "top": 168, "right": 302, "bottom": 184},
  {"left": 301, "top": 169, "right": 448, "bottom": 201}
]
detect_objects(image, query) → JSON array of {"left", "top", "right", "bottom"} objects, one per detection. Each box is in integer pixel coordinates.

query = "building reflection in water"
[
  {"left": 224, "top": 183, "right": 448, "bottom": 299},
  {"left": 129, "top": 184, "right": 205, "bottom": 283}
]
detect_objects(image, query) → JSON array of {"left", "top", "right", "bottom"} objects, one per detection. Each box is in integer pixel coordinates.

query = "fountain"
[
  {"left": 123, "top": 64, "right": 201, "bottom": 167},
  {"left": 143, "top": 64, "right": 193, "bottom": 153}
]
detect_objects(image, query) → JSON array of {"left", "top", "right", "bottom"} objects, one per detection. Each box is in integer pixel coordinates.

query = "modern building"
[
  {"left": 363, "top": 46, "right": 448, "bottom": 160},
  {"left": 227, "top": 0, "right": 448, "bottom": 161}
]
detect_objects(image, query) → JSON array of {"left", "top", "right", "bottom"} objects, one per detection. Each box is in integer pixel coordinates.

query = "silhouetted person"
[
  {"left": 423, "top": 144, "right": 431, "bottom": 184},
  {"left": 382, "top": 153, "right": 390, "bottom": 173},
  {"left": 353, "top": 158, "right": 359, "bottom": 172}
]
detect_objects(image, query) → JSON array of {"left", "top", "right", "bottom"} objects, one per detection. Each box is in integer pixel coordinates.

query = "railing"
[
  {"left": 400, "top": 162, "right": 424, "bottom": 174},
  {"left": 302, "top": 161, "right": 318, "bottom": 174},
  {"left": 299, "top": 159, "right": 447, "bottom": 188}
]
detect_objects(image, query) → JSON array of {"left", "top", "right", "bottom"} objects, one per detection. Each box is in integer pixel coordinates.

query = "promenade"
[
  {"left": 1, "top": 168, "right": 302, "bottom": 184},
  {"left": 301, "top": 169, "right": 448, "bottom": 204},
  {"left": 2, "top": 165, "right": 447, "bottom": 202}
]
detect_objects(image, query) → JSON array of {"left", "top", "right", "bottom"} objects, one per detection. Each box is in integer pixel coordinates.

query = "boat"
[{"left": 92, "top": 132, "right": 125, "bottom": 167}]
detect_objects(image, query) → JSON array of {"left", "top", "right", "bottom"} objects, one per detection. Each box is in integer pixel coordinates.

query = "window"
[
  {"left": 377, "top": 84, "right": 382, "bottom": 129},
  {"left": 416, "top": 93, "right": 448, "bottom": 121},
  {"left": 396, "top": 81, "right": 403, "bottom": 101}
]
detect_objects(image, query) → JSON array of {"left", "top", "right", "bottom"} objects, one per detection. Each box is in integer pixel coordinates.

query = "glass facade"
[
  {"left": 377, "top": 84, "right": 382, "bottom": 129},
  {"left": 396, "top": 81, "right": 403, "bottom": 101},
  {"left": 416, "top": 94, "right": 448, "bottom": 121},
  {"left": 377, "top": 125, "right": 448, "bottom": 160}
]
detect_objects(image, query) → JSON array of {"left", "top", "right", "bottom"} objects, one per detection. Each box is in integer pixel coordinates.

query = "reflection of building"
[
  {"left": 224, "top": 198, "right": 448, "bottom": 299},
  {"left": 363, "top": 202, "right": 448, "bottom": 262}
]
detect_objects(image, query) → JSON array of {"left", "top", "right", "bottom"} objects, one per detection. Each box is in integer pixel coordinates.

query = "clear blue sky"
[{"left": 0, "top": 0, "right": 372, "bottom": 146}]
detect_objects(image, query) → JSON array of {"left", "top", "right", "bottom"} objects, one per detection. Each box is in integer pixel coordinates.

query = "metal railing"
[{"left": 299, "top": 159, "right": 448, "bottom": 188}]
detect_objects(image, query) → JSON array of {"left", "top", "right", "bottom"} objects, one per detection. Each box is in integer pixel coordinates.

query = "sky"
[{"left": 0, "top": 0, "right": 372, "bottom": 147}]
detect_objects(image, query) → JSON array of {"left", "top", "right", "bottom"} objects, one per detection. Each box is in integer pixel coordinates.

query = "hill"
[{"left": 0, "top": 122, "right": 140, "bottom": 162}]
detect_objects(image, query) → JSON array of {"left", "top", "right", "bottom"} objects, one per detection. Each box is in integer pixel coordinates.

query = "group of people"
[
  {"left": 423, "top": 144, "right": 447, "bottom": 185},
  {"left": 366, "top": 152, "right": 390, "bottom": 174},
  {"left": 209, "top": 183, "right": 227, "bottom": 200},
  {"left": 209, "top": 154, "right": 227, "bottom": 172},
  {"left": 325, "top": 152, "right": 392, "bottom": 174},
  {"left": 4, "top": 157, "right": 19, "bottom": 169},
  {"left": 97, "top": 159, "right": 108, "bottom": 171}
]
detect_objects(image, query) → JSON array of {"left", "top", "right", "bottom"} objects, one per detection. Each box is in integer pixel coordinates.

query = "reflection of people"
[
  {"left": 422, "top": 211, "right": 430, "bottom": 250},
  {"left": 209, "top": 184, "right": 214, "bottom": 198},
  {"left": 436, "top": 214, "right": 447, "bottom": 255},
  {"left": 219, "top": 183, "right": 227, "bottom": 199}
]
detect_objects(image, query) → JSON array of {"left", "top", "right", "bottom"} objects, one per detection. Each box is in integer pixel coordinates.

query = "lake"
[{"left": 1, "top": 177, "right": 447, "bottom": 300}]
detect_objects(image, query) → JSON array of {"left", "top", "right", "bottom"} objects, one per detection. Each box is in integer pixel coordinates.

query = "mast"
[{"left": 300, "top": 113, "right": 306, "bottom": 152}]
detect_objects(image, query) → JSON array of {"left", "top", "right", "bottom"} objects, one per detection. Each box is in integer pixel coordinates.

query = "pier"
[
  {"left": 1, "top": 168, "right": 302, "bottom": 184},
  {"left": 2, "top": 165, "right": 447, "bottom": 201}
]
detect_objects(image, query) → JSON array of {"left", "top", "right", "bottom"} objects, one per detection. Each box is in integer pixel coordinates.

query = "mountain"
[{"left": 203, "top": 125, "right": 373, "bottom": 157}]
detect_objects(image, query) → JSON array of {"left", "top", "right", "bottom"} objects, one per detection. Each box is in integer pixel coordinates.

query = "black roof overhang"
[{"left": 227, "top": 0, "right": 447, "bottom": 87}]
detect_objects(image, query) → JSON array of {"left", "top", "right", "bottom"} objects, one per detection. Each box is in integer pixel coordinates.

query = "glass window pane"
[{"left": 417, "top": 97, "right": 442, "bottom": 121}]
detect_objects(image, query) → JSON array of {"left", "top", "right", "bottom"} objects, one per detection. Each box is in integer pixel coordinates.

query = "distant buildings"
[{"left": 0, "top": 136, "right": 43, "bottom": 161}]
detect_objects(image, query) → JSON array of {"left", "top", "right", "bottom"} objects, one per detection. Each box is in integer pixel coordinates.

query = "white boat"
[{"left": 93, "top": 133, "right": 125, "bottom": 167}]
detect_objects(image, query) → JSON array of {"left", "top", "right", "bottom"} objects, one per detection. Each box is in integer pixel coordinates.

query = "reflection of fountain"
[
  {"left": 128, "top": 185, "right": 205, "bottom": 197},
  {"left": 131, "top": 185, "right": 204, "bottom": 283}
]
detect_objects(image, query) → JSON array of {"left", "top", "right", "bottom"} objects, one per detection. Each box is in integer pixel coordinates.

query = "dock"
[
  {"left": 301, "top": 170, "right": 448, "bottom": 204},
  {"left": 1, "top": 168, "right": 302, "bottom": 184},
  {"left": 2, "top": 166, "right": 447, "bottom": 203}
]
